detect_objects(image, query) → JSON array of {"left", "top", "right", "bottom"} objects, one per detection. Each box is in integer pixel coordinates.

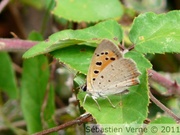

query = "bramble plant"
[{"left": 0, "top": 0, "right": 180, "bottom": 135}]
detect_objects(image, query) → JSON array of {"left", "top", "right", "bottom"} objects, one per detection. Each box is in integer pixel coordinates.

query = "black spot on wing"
[
  {"left": 105, "top": 51, "right": 108, "bottom": 55},
  {"left": 105, "top": 57, "right": 109, "bottom": 60},
  {"left": 96, "top": 62, "right": 102, "bottom": 66},
  {"left": 110, "top": 57, "right": 116, "bottom": 61},
  {"left": 94, "top": 70, "right": 99, "bottom": 74}
]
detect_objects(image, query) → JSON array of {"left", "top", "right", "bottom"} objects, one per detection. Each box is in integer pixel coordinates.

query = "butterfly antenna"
[
  {"left": 118, "top": 39, "right": 125, "bottom": 51},
  {"left": 128, "top": 44, "right": 135, "bottom": 51}
]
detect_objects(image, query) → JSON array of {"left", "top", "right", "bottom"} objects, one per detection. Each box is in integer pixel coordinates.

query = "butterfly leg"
[
  {"left": 83, "top": 94, "right": 101, "bottom": 110},
  {"left": 92, "top": 96, "right": 101, "bottom": 111},
  {"left": 83, "top": 94, "right": 89, "bottom": 106},
  {"left": 104, "top": 96, "right": 116, "bottom": 108}
]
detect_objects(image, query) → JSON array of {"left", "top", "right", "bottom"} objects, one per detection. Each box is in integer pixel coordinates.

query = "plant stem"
[
  {"left": 148, "top": 70, "right": 180, "bottom": 95},
  {"left": 33, "top": 113, "right": 92, "bottom": 135},
  {"left": 149, "top": 91, "right": 180, "bottom": 123},
  {"left": 0, "top": 38, "right": 38, "bottom": 52}
]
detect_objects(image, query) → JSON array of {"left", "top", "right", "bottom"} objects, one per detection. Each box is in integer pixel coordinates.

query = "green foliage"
[
  {"left": 51, "top": 45, "right": 94, "bottom": 75},
  {"left": 21, "top": 10, "right": 180, "bottom": 127},
  {"left": 129, "top": 11, "right": 180, "bottom": 53},
  {"left": 20, "top": 32, "right": 56, "bottom": 134},
  {"left": 0, "top": 52, "right": 18, "bottom": 99},
  {"left": 150, "top": 116, "right": 176, "bottom": 124},
  {"left": 145, "top": 117, "right": 176, "bottom": 135},
  {"left": 21, "top": 56, "right": 49, "bottom": 133},
  {"left": 53, "top": 0, "right": 123, "bottom": 22},
  {"left": 1, "top": 1, "right": 180, "bottom": 134},
  {"left": 23, "top": 20, "right": 123, "bottom": 58}
]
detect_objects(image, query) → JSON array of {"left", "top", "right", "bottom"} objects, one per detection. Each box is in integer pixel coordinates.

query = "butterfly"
[{"left": 83, "top": 39, "right": 141, "bottom": 110}]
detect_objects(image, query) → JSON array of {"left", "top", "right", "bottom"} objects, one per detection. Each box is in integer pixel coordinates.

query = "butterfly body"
[{"left": 83, "top": 39, "right": 141, "bottom": 110}]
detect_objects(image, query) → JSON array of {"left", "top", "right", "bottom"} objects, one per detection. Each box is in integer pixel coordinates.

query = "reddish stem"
[
  {"left": 148, "top": 69, "right": 180, "bottom": 95},
  {"left": 0, "top": 38, "right": 38, "bottom": 52}
]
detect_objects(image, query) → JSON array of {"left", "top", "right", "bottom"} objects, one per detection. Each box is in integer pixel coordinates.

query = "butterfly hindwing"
[{"left": 93, "top": 58, "right": 141, "bottom": 95}]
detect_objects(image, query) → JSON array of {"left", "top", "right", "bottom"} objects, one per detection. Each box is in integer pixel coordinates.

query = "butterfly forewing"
[{"left": 87, "top": 39, "right": 122, "bottom": 92}]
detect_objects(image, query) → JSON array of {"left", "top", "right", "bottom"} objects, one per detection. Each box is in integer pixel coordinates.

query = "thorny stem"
[
  {"left": 148, "top": 70, "right": 180, "bottom": 95},
  {"left": 149, "top": 91, "right": 180, "bottom": 124},
  {"left": 148, "top": 70, "right": 180, "bottom": 123}
]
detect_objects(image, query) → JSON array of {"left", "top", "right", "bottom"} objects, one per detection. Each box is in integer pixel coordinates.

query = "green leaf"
[
  {"left": 145, "top": 117, "right": 176, "bottom": 135},
  {"left": 28, "top": 31, "right": 44, "bottom": 41},
  {"left": 21, "top": 32, "right": 56, "bottom": 134},
  {"left": 0, "top": 52, "right": 18, "bottom": 99},
  {"left": 129, "top": 10, "right": 180, "bottom": 54},
  {"left": 21, "top": 31, "right": 57, "bottom": 134},
  {"left": 150, "top": 116, "right": 176, "bottom": 124},
  {"left": 51, "top": 45, "right": 94, "bottom": 75},
  {"left": 74, "top": 73, "right": 86, "bottom": 88},
  {"left": 78, "top": 50, "right": 152, "bottom": 124},
  {"left": 23, "top": 20, "right": 123, "bottom": 58},
  {"left": 21, "top": 55, "right": 50, "bottom": 134},
  {"left": 53, "top": 0, "right": 123, "bottom": 22}
]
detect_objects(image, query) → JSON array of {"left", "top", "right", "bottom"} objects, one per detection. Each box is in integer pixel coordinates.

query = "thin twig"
[
  {"left": 40, "top": 83, "right": 51, "bottom": 129},
  {"left": 33, "top": 113, "right": 93, "bottom": 135},
  {"left": 12, "top": 62, "right": 22, "bottom": 73},
  {"left": 49, "top": 59, "right": 57, "bottom": 81},
  {"left": 149, "top": 91, "right": 180, "bottom": 124}
]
